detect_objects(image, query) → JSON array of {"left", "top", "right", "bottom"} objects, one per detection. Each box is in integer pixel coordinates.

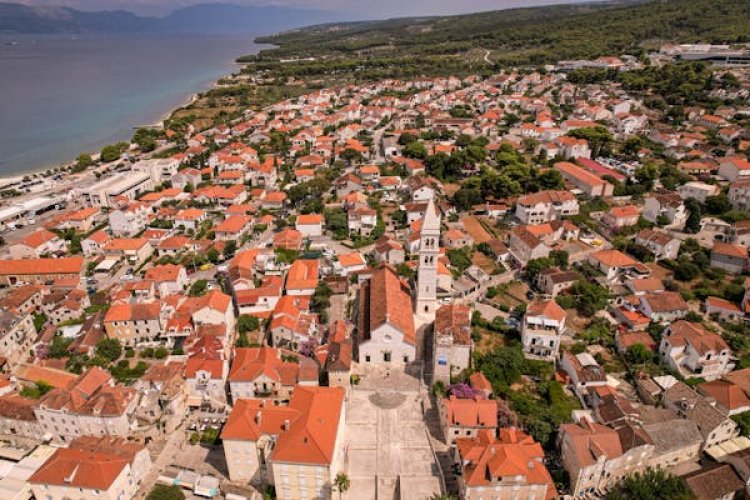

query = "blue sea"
[{"left": 0, "top": 33, "right": 263, "bottom": 176}]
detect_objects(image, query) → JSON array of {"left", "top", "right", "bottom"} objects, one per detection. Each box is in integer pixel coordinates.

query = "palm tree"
[{"left": 333, "top": 472, "right": 350, "bottom": 500}]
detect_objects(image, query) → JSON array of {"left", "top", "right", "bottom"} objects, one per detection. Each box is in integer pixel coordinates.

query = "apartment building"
[
  {"left": 34, "top": 367, "right": 137, "bottom": 443},
  {"left": 514, "top": 190, "right": 579, "bottom": 224},
  {"left": 221, "top": 386, "right": 346, "bottom": 499}
]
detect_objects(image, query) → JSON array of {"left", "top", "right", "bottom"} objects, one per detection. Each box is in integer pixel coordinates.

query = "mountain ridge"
[{"left": 0, "top": 2, "right": 341, "bottom": 35}]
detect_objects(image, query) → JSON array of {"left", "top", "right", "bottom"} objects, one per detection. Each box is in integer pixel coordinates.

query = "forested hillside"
[{"left": 244, "top": 0, "right": 750, "bottom": 79}]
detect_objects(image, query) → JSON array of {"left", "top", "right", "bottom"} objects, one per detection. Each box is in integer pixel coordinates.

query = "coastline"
[
  {"left": 0, "top": 33, "right": 262, "bottom": 182},
  {"left": 0, "top": 89, "right": 209, "bottom": 182}
]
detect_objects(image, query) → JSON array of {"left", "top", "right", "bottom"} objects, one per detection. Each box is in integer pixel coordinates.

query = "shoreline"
[{"left": 0, "top": 89, "right": 208, "bottom": 183}]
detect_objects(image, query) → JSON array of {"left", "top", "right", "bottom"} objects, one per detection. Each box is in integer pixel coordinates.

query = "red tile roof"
[{"left": 0, "top": 257, "right": 84, "bottom": 276}]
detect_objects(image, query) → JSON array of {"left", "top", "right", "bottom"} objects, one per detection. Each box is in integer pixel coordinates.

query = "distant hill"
[
  {"left": 158, "top": 4, "right": 338, "bottom": 35},
  {"left": 0, "top": 2, "right": 340, "bottom": 35},
  {"left": 253, "top": 0, "right": 750, "bottom": 66}
]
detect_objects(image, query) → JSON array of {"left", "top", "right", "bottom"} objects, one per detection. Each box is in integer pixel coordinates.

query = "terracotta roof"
[
  {"left": 559, "top": 419, "right": 623, "bottom": 467},
  {"left": 609, "top": 205, "right": 639, "bottom": 218},
  {"left": 296, "top": 214, "right": 322, "bottom": 225},
  {"left": 14, "top": 364, "right": 77, "bottom": 389},
  {"left": 175, "top": 208, "right": 206, "bottom": 221},
  {"left": 698, "top": 379, "right": 750, "bottom": 411},
  {"left": 104, "top": 302, "right": 161, "bottom": 322},
  {"left": 712, "top": 242, "right": 749, "bottom": 260},
  {"left": 38, "top": 367, "right": 134, "bottom": 416},
  {"left": 443, "top": 396, "right": 497, "bottom": 428},
  {"left": 29, "top": 448, "right": 131, "bottom": 490},
  {"left": 590, "top": 249, "right": 637, "bottom": 267},
  {"left": 455, "top": 429, "right": 556, "bottom": 498},
  {"left": 222, "top": 386, "right": 345, "bottom": 466},
  {"left": 705, "top": 296, "right": 742, "bottom": 313},
  {"left": 683, "top": 464, "right": 744, "bottom": 500},
  {"left": 338, "top": 252, "right": 365, "bottom": 268},
  {"left": 0, "top": 257, "right": 84, "bottom": 276},
  {"left": 19, "top": 229, "right": 59, "bottom": 248},
  {"left": 469, "top": 372, "right": 493, "bottom": 392},
  {"left": 271, "top": 386, "right": 345, "bottom": 465},
  {"left": 229, "top": 347, "right": 313, "bottom": 385},
  {"left": 641, "top": 291, "right": 687, "bottom": 313},
  {"left": 0, "top": 392, "right": 37, "bottom": 421},
  {"left": 273, "top": 228, "right": 303, "bottom": 250},
  {"left": 144, "top": 264, "right": 184, "bottom": 283},
  {"left": 517, "top": 189, "right": 575, "bottom": 207},
  {"left": 285, "top": 259, "right": 319, "bottom": 291},
  {"left": 435, "top": 304, "right": 472, "bottom": 345},
  {"left": 526, "top": 300, "right": 565, "bottom": 322},
  {"left": 104, "top": 238, "right": 149, "bottom": 252},
  {"left": 366, "top": 265, "right": 415, "bottom": 345},
  {"left": 215, "top": 215, "right": 250, "bottom": 233},
  {"left": 666, "top": 320, "right": 729, "bottom": 355}
]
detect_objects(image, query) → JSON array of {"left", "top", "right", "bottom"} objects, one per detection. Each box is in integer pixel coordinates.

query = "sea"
[{"left": 0, "top": 33, "right": 263, "bottom": 177}]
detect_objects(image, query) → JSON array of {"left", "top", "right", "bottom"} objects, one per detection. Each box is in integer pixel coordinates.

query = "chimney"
[
  {"left": 64, "top": 464, "right": 80, "bottom": 484},
  {"left": 283, "top": 419, "right": 290, "bottom": 430},
  {"left": 255, "top": 411, "right": 262, "bottom": 425}
]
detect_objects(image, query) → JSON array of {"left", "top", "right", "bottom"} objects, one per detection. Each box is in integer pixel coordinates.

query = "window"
[{"left": 365, "top": 355, "right": 371, "bottom": 363}]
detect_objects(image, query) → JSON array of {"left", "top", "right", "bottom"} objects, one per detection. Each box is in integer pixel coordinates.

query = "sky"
[{"left": 17, "top": 0, "right": 608, "bottom": 18}]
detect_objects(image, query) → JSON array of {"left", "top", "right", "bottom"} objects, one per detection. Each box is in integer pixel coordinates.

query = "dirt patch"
[
  {"left": 460, "top": 216, "right": 493, "bottom": 244},
  {"left": 489, "top": 281, "right": 529, "bottom": 310},
  {"left": 442, "top": 183, "right": 461, "bottom": 197},
  {"left": 646, "top": 262, "right": 673, "bottom": 281},
  {"left": 564, "top": 309, "right": 592, "bottom": 335},
  {"left": 474, "top": 327, "right": 506, "bottom": 355},
  {"left": 472, "top": 251, "right": 498, "bottom": 274}
]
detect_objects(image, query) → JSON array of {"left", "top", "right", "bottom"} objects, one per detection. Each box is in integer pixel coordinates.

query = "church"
[{"left": 355, "top": 199, "right": 441, "bottom": 366}]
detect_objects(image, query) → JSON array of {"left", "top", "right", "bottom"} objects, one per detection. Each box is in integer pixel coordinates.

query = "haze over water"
[{"left": 0, "top": 33, "right": 262, "bottom": 176}]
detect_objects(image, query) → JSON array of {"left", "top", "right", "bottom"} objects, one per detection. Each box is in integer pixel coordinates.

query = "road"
[
  {"left": 483, "top": 50, "right": 493, "bottom": 64},
  {"left": 135, "top": 426, "right": 186, "bottom": 499}
]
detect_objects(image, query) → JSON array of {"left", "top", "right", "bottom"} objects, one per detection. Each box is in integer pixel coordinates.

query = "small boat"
[{"left": 4, "top": 41, "right": 19, "bottom": 46}]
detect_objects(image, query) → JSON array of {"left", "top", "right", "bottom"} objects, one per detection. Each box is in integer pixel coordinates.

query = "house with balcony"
[
  {"left": 521, "top": 300, "right": 566, "bottom": 361},
  {"left": 660, "top": 320, "right": 734, "bottom": 381}
]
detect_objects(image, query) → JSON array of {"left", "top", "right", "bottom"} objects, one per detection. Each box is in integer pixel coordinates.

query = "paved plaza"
[{"left": 344, "top": 367, "right": 443, "bottom": 500}]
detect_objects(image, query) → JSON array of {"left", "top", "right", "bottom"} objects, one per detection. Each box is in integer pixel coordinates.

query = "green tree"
[
  {"left": 146, "top": 484, "right": 185, "bottom": 500},
  {"left": 100, "top": 143, "right": 126, "bottom": 163},
  {"left": 605, "top": 468, "right": 695, "bottom": 500},
  {"left": 95, "top": 338, "right": 122, "bottom": 362},
  {"left": 568, "top": 126, "right": 614, "bottom": 157},
  {"left": 333, "top": 472, "right": 351, "bottom": 500},
  {"left": 446, "top": 247, "right": 473, "bottom": 274},
  {"left": 224, "top": 240, "right": 237, "bottom": 258},
  {"left": 73, "top": 153, "right": 94, "bottom": 173},
  {"left": 524, "top": 257, "right": 555, "bottom": 281},
  {"left": 684, "top": 198, "right": 702, "bottom": 234},
  {"left": 570, "top": 279, "right": 610, "bottom": 317},
  {"left": 189, "top": 280, "right": 208, "bottom": 297},
  {"left": 237, "top": 314, "right": 260, "bottom": 334},
  {"left": 48, "top": 335, "right": 73, "bottom": 358},
  {"left": 627, "top": 343, "right": 652, "bottom": 364},
  {"left": 674, "top": 261, "right": 700, "bottom": 281},
  {"left": 403, "top": 141, "right": 428, "bottom": 159}
]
